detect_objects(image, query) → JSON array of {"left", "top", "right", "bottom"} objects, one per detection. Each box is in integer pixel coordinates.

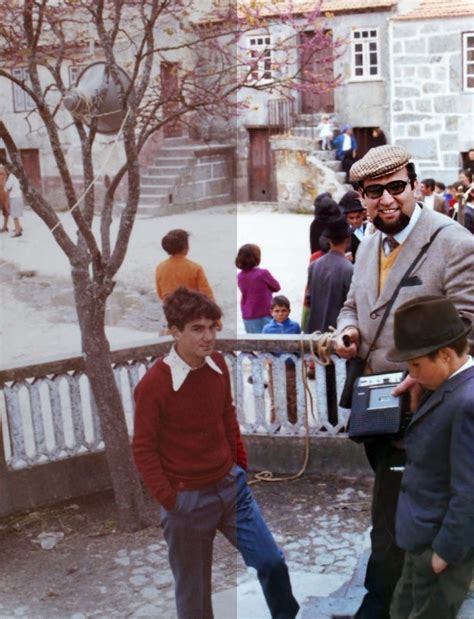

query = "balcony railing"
[
  {"left": 268, "top": 97, "right": 296, "bottom": 133},
  {"left": 0, "top": 336, "right": 349, "bottom": 471}
]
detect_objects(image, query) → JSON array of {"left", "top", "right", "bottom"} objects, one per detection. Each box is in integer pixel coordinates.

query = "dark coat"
[
  {"left": 305, "top": 250, "right": 353, "bottom": 333},
  {"left": 396, "top": 366, "right": 474, "bottom": 564},
  {"left": 349, "top": 225, "right": 367, "bottom": 261},
  {"left": 464, "top": 204, "right": 474, "bottom": 234}
]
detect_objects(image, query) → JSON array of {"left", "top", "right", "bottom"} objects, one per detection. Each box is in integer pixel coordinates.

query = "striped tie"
[{"left": 384, "top": 236, "right": 400, "bottom": 255}]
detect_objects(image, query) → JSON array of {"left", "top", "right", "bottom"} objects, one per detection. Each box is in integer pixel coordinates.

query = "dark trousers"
[
  {"left": 160, "top": 464, "right": 299, "bottom": 619},
  {"left": 326, "top": 363, "right": 338, "bottom": 426},
  {"left": 341, "top": 150, "right": 355, "bottom": 182},
  {"left": 391, "top": 548, "right": 474, "bottom": 619},
  {"left": 355, "top": 440, "right": 406, "bottom": 619}
]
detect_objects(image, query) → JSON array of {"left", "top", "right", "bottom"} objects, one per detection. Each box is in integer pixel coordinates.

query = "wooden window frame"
[
  {"left": 462, "top": 31, "right": 474, "bottom": 92},
  {"left": 350, "top": 28, "right": 380, "bottom": 82},
  {"left": 11, "top": 67, "right": 35, "bottom": 113},
  {"left": 247, "top": 34, "right": 273, "bottom": 84}
]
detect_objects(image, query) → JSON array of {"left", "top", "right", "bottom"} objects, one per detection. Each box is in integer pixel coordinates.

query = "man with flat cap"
[{"left": 332, "top": 145, "right": 474, "bottom": 619}]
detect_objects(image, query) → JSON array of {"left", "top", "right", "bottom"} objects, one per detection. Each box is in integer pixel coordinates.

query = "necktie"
[{"left": 384, "top": 236, "right": 399, "bottom": 255}]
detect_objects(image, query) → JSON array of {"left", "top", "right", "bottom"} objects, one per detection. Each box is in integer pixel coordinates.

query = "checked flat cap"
[{"left": 350, "top": 145, "right": 411, "bottom": 181}]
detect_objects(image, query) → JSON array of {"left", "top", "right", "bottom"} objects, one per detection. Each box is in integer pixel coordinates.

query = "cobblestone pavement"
[
  {"left": 1, "top": 475, "right": 472, "bottom": 619},
  {"left": 0, "top": 475, "right": 371, "bottom": 619}
]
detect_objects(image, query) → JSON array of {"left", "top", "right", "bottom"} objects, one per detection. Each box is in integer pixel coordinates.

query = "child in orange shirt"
[{"left": 155, "top": 229, "right": 214, "bottom": 301}]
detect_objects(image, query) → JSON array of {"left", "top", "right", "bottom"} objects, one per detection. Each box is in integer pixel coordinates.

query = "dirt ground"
[{"left": 0, "top": 474, "right": 372, "bottom": 619}]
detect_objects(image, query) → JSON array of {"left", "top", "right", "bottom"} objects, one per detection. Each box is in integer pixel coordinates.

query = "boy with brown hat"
[{"left": 387, "top": 295, "right": 474, "bottom": 619}]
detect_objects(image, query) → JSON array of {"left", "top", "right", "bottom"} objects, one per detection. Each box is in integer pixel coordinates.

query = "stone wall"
[
  {"left": 271, "top": 136, "right": 347, "bottom": 212},
  {"left": 390, "top": 17, "right": 474, "bottom": 183},
  {"left": 172, "top": 145, "right": 235, "bottom": 212}
]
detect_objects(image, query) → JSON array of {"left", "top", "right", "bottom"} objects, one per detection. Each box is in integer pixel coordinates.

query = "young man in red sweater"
[{"left": 132, "top": 287, "right": 299, "bottom": 619}]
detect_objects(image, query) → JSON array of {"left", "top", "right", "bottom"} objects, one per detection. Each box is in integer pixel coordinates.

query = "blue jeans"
[
  {"left": 243, "top": 316, "right": 271, "bottom": 333},
  {"left": 160, "top": 464, "right": 299, "bottom": 619}
]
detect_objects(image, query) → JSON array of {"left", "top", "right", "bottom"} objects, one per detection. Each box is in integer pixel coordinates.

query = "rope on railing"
[{"left": 249, "top": 329, "right": 337, "bottom": 486}]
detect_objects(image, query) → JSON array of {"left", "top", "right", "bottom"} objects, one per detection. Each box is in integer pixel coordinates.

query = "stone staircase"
[
  {"left": 289, "top": 113, "right": 350, "bottom": 189},
  {"left": 137, "top": 136, "right": 234, "bottom": 216}
]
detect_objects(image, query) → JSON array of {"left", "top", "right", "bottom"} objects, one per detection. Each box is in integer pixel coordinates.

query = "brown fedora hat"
[{"left": 386, "top": 295, "right": 472, "bottom": 362}]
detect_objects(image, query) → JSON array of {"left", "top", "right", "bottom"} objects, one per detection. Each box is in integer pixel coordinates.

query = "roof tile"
[{"left": 394, "top": 0, "right": 474, "bottom": 20}]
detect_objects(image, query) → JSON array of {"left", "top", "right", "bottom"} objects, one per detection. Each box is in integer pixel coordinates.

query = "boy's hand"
[
  {"left": 432, "top": 552, "right": 448, "bottom": 574},
  {"left": 333, "top": 328, "right": 360, "bottom": 359},
  {"left": 392, "top": 375, "right": 424, "bottom": 412}
]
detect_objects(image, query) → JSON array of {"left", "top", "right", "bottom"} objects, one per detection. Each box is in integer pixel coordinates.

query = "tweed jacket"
[
  {"left": 396, "top": 366, "right": 474, "bottom": 564},
  {"left": 337, "top": 207, "right": 474, "bottom": 373}
]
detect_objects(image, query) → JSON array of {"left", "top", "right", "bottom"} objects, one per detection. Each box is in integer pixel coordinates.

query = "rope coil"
[{"left": 248, "top": 329, "right": 336, "bottom": 486}]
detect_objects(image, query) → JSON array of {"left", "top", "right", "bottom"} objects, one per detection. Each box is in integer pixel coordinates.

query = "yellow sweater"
[
  {"left": 379, "top": 243, "right": 403, "bottom": 292},
  {"left": 155, "top": 255, "right": 214, "bottom": 300}
]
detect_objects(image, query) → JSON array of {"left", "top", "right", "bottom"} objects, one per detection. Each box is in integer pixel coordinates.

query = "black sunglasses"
[{"left": 362, "top": 179, "right": 411, "bottom": 199}]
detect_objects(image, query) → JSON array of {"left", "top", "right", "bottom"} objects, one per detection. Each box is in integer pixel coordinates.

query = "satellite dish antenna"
[{"left": 63, "top": 61, "right": 132, "bottom": 134}]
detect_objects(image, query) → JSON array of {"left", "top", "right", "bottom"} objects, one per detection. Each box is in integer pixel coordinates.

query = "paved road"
[{"left": 1, "top": 474, "right": 472, "bottom": 618}]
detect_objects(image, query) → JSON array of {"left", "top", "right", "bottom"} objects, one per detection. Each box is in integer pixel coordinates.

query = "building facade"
[{"left": 390, "top": 0, "right": 474, "bottom": 183}]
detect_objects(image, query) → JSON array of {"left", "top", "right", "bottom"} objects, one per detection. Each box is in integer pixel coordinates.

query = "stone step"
[
  {"left": 310, "top": 149, "right": 337, "bottom": 162},
  {"left": 335, "top": 171, "right": 347, "bottom": 183},
  {"left": 324, "top": 160, "right": 342, "bottom": 172},
  {"left": 141, "top": 175, "right": 181, "bottom": 187},
  {"left": 161, "top": 136, "right": 190, "bottom": 147},
  {"left": 153, "top": 156, "right": 194, "bottom": 167},
  {"left": 139, "top": 190, "right": 169, "bottom": 201},
  {"left": 159, "top": 144, "right": 197, "bottom": 153},
  {"left": 136, "top": 202, "right": 166, "bottom": 215},
  {"left": 291, "top": 126, "right": 323, "bottom": 140},
  {"left": 145, "top": 164, "right": 188, "bottom": 174}
]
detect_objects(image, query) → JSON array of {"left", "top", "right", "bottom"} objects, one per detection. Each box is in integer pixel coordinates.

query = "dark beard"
[{"left": 373, "top": 211, "right": 411, "bottom": 234}]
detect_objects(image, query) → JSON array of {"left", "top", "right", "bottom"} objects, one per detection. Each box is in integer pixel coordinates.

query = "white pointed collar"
[{"left": 163, "top": 345, "right": 222, "bottom": 391}]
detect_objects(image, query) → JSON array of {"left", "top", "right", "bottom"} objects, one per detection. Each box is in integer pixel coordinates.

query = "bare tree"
[{"left": 0, "top": 0, "right": 341, "bottom": 531}]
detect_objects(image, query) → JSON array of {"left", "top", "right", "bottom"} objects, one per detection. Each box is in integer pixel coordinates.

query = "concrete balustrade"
[{"left": 0, "top": 336, "right": 368, "bottom": 516}]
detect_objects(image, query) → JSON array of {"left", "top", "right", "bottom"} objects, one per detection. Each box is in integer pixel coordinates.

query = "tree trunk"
[{"left": 72, "top": 268, "right": 147, "bottom": 532}]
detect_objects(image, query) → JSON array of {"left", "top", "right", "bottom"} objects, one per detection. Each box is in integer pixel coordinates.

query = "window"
[
  {"left": 351, "top": 29, "right": 380, "bottom": 80},
  {"left": 69, "top": 64, "right": 85, "bottom": 87},
  {"left": 462, "top": 32, "right": 474, "bottom": 91},
  {"left": 248, "top": 35, "right": 273, "bottom": 82},
  {"left": 11, "top": 68, "right": 35, "bottom": 113}
]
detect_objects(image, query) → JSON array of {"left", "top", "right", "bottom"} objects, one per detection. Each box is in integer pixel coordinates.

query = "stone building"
[
  {"left": 389, "top": 0, "right": 474, "bottom": 183},
  {"left": 234, "top": 0, "right": 400, "bottom": 207}
]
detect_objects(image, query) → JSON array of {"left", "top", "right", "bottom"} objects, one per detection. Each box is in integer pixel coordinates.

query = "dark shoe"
[
  {"left": 0, "top": 227, "right": 8, "bottom": 233},
  {"left": 11, "top": 232, "right": 22, "bottom": 237}
]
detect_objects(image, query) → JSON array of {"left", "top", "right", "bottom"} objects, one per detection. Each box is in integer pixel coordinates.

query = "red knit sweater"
[{"left": 132, "top": 351, "right": 247, "bottom": 510}]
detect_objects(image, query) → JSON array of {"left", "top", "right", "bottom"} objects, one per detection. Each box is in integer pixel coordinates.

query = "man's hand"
[
  {"left": 432, "top": 552, "right": 448, "bottom": 574},
  {"left": 333, "top": 328, "right": 360, "bottom": 359},
  {"left": 392, "top": 374, "right": 424, "bottom": 412}
]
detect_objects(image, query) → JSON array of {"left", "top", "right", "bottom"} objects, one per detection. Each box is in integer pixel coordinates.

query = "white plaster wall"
[
  {"left": 332, "top": 11, "right": 393, "bottom": 133},
  {"left": 0, "top": 10, "right": 197, "bottom": 191},
  {"left": 236, "top": 22, "right": 300, "bottom": 129}
]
